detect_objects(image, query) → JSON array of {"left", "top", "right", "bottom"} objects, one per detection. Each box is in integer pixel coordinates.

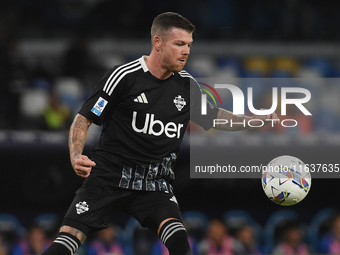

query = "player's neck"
[{"left": 144, "top": 55, "right": 173, "bottom": 80}]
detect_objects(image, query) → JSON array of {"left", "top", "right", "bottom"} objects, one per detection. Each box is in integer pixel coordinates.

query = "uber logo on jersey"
[
  {"left": 131, "top": 111, "right": 183, "bottom": 138},
  {"left": 91, "top": 97, "right": 108, "bottom": 116}
]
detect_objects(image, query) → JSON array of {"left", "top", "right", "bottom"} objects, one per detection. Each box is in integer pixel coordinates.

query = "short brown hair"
[{"left": 151, "top": 12, "right": 195, "bottom": 41}]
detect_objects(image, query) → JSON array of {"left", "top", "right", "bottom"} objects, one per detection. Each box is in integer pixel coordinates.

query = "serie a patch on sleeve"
[{"left": 91, "top": 97, "right": 108, "bottom": 116}]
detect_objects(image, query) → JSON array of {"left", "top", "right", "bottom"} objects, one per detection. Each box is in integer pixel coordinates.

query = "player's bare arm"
[
  {"left": 214, "top": 108, "right": 279, "bottom": 131},
  {"left": 69, "top": 113, "right": 96, "bottom": 178}
]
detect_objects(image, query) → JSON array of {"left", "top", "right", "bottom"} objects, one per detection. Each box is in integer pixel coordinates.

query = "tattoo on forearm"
[{"left": 69, "top": 114, "right": 91, "bottom": 161}]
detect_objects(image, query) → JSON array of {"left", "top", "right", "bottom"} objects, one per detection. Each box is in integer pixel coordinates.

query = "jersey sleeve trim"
[
  {"left": 179, "top": 70, "right": 205, "bottom": 92},
  {"left": 179, "top": 70, "right": 197, "bottom": 82},
  {"left": 103, "top": 59, "right": 142, "bottom": 96}
]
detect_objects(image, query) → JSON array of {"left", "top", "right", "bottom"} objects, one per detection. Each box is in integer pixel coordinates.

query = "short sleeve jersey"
[{"left": 79, "top": 56, "right": 218, "bottom": 192}]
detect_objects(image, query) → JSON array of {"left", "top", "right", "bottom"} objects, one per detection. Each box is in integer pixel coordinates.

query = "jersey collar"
[
  {"left": 139, "top": 56, "right": 149, "bottom": 73},
  {"left": 139, "top": 55, "right": 175, "bottom": 80}
]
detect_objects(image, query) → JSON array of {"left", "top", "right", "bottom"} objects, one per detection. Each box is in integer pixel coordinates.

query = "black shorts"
[{"left": 62, "top": 184, "right": 182, "bottom": 236}]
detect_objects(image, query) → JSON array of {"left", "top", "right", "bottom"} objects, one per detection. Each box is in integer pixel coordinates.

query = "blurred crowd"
[
  {"left": 1, "top": 0, "right": 340, "bottom": 41},
  {"left": 1, "top": 1, "right": 340, "bottom": 132},
  {"left": 1, "top": 209, "right": 340, "bottom": 255},
  {"left": 1, "top": 31, "right": 340, "bottom": 133},
  {"left": 1, "top": 2, "right": 339, "bottom": 255}
]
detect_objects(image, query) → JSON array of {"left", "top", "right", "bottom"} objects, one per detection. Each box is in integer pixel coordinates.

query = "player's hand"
[
  {"left": 252, "top": 109, "right": 280, "bottom": 126},
  {"left": 73, "top": 155, "right": 96, "bottom": 178}
]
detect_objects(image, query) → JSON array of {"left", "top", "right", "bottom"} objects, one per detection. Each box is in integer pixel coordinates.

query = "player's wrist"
[{"left": 70, "top": 153, "right": 80, "bottom": 167}]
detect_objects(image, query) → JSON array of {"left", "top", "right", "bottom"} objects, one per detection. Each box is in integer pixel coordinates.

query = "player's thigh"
[
  {"left": 128, "top": 191, "right": 183, "bottom": 235},
  {"left": 62, "top": 185, "right": 129, "bottom": 235}
]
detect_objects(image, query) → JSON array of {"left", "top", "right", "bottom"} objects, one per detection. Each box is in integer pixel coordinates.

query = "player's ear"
[{"left": 153, "top": 35, "right": 162, "bottom": 51}]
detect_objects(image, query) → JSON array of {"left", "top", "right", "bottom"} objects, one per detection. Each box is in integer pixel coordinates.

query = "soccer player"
[{"left": 42, "top": 12, "right": 278, "bottom": 255}]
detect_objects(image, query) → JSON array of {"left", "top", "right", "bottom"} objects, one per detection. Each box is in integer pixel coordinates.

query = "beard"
[{"left": 160, "top": 51, "right": 186, "bottom": 73}]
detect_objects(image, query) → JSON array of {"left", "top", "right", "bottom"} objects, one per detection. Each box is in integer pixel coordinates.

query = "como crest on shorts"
[{"left": 76, "top": 201, "right": 89, "bottom": 214}]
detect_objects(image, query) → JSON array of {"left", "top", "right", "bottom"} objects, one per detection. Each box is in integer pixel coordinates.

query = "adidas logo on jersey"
[
  {"left": 170, "top": 196, "right": 178, "bottom": 204},
  {"left": 134, "top": 93, "right": 148, "bottom": 104}
]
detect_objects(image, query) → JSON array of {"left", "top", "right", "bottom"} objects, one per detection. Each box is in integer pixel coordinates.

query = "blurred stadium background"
[{"left": 1, "top": 0, "right": 340, "bottom": 254}]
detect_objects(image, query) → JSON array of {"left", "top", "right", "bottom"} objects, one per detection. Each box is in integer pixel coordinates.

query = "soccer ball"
[{"left": 261, "top": 155, "right": 311, "bottom": 206}]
